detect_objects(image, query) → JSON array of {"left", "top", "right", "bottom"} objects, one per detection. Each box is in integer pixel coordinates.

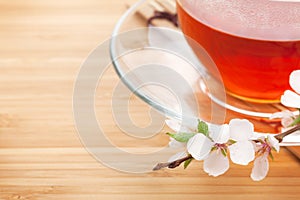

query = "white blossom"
[
  {"left": 228, "top": 119, "right": 256, "bottom": 165},
  {"left": 270, "top": 110, "right": 295, "bottom": 128},
  {"left": 187, "top": 124, "right": 230, "bottom": 176},
  {"left": 281, "top": 70, "right": 300, "bottom": 108},
  {"left": 250, "top": 135, "right": 280, "bottom": 181}
]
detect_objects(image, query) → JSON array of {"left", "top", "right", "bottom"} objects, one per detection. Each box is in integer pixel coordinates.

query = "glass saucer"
[{"left": 109, "top": 0, "right": 300, "bottom": 147}]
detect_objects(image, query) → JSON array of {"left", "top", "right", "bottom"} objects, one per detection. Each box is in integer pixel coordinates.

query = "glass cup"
[{"left": 177, "top": 0, "right": 300, "bottom": 103}]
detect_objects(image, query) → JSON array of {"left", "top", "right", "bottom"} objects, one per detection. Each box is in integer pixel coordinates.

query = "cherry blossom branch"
[{"left": 153, "top": 125, "right": 300, "bottom": 171}]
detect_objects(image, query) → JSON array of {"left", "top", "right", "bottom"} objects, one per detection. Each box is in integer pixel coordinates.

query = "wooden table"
[{"left": 0, "top": 0, "right": 299, "bottom": 199}]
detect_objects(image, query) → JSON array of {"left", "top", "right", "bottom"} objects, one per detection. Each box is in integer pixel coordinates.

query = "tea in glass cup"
[{"left": 177, "top": 0, "right": 300, "bottom": 103}]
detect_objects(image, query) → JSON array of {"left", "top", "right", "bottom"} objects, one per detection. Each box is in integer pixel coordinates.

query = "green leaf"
[
  {"left": 166, "top": 132, "right": 196, "bottom": 143},
  {"left": 228, "top": 139, "right": 237, "bottom": 145},
  {"left": 184, "top": 158, "right": 193, "bottom": 169},
  {"left": 211, "top": 146, "right": 218, "bottom": 152},
  {"left": 198, "top": 120, "right": 209, "bottom": 136},
  {"left": 289, "top": 115, "right": 300, "bottom": 127},
  {"left": 272, "top": 147, "right": 278, "bottom": 152},
  {"left": 221, "top": 149, "right": 227, "bottom": 157},
  {"left": 269, "top": 152, "right": 274, "bottom": 161}
]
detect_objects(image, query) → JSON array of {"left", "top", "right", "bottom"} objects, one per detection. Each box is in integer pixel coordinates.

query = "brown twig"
[
  {"left": 147, "top": 11, "right": 178, "bottom": 27},
  {"left": 153, "top": 155, "right": 192, "bottom": 171},
  {"left": 274, "top": 124, "right": 300, "bottom": 143}
]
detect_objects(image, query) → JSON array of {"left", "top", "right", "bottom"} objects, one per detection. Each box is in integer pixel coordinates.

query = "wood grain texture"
[{"left": 0, "top": 0, "right": 299, "bottom": 200}]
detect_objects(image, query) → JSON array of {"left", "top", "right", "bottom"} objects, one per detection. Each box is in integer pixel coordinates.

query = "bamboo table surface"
[{"left": 0, "top": 0, "right": 299, "bottom": 199}]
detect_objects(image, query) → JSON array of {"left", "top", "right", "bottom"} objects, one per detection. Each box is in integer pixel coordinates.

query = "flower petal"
[
  {"left": 203, "top": 150, "right": 230, "bottom": 177},
  {"left": 281, "top": 90, "right": 300, "bottom": 108},
  {"left": 209, "top": 124, "right": 230, "bottom": 144},
  {"left": 229, "top": 119, "right": 254, "bottom": 141},
  {"left": 250, "top": 153, "right": 269, "bottom": 181},
  {"left": 289, "top": 70, "right": 300, "bottom": 94},
  {"left": 168, "top": 151, "right": 188, "bottom": 162},
  {"left": 187, "top": 134, "right": 214, "bottom": 160},
  {"left": 229, "top": 141, "right": 255, "bottom": 165},
  {"left": 268, "top": 135, "right": 280, "bottom": 153},
  {"left": 281, "top": 117, "right": 295, "bottom": 128},
  {"left": 270, "top": 110, "right": 294, "bottom": 119},
  {"left": 270, "top": 110, "right": 295, "bottom": 128}
]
